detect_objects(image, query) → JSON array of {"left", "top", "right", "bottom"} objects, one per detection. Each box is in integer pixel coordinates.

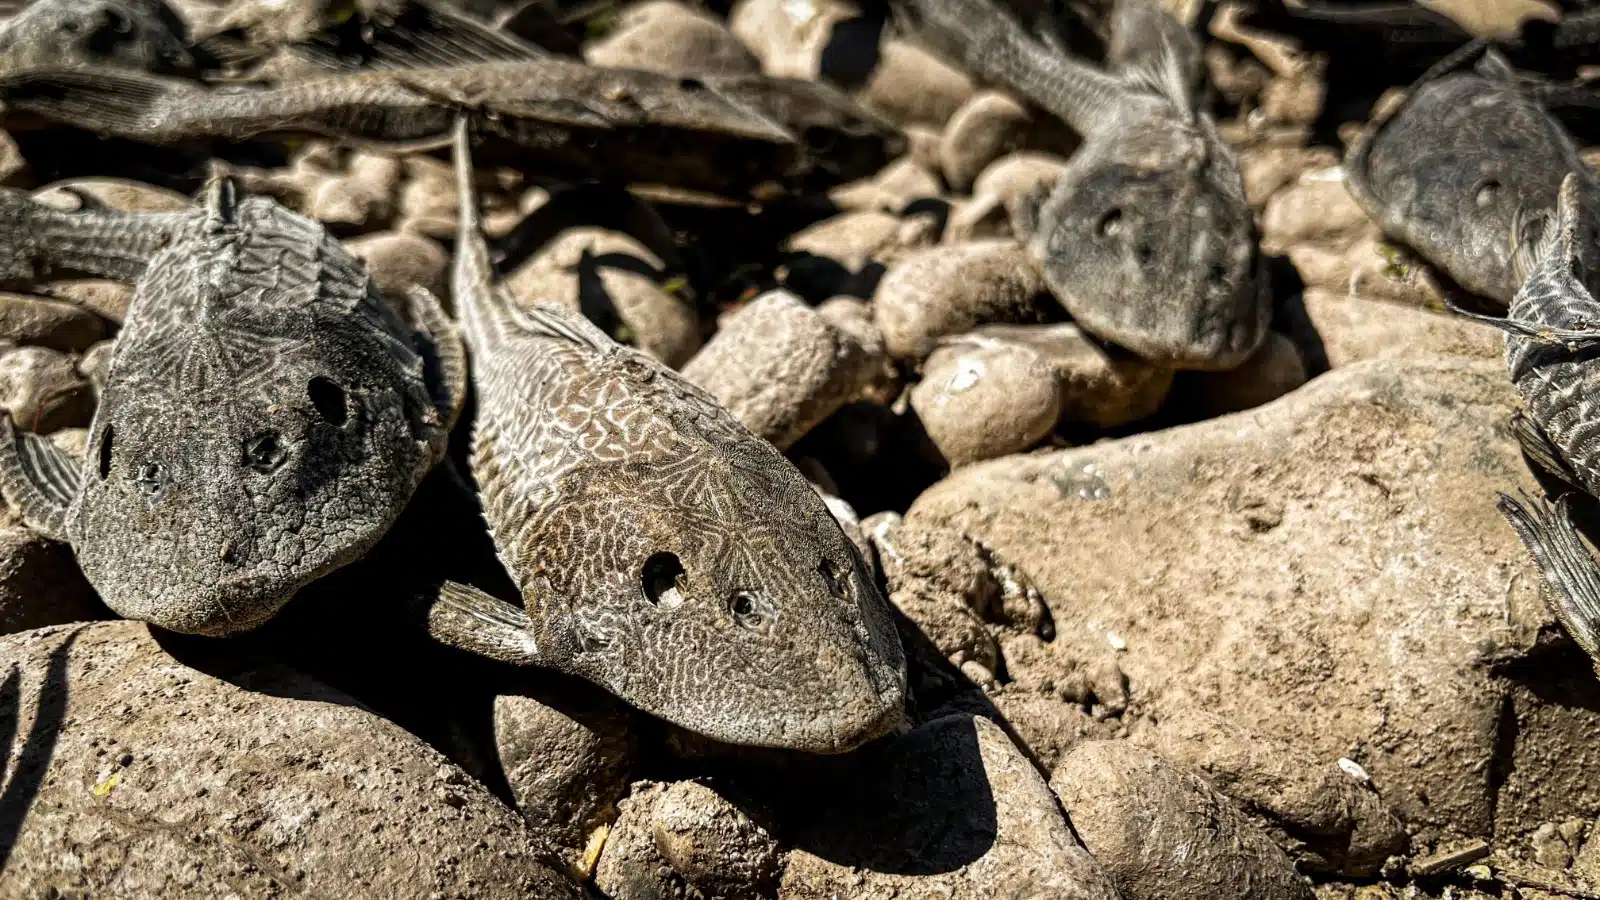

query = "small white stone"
[
  {"left": 1106, "top": 632, "right": 1127, "bottom": 652},
  {"left": 1337, "top": 757, "right": 1370, "bottom": 783}
]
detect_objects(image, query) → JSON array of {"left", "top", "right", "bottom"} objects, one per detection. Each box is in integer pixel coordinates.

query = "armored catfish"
[
  {"left": 0, "top": 179, "right": 466, "bottom": 635},
  {"left": 890, "top": 0, "right": 1266, "bottom": 371},
  {"left": 431, "top": 119, "right": 906, "bottom": 753},
  {"left": 0, "top": 0, "right": 199, "bottom": 75},
  {"left": 1346, "top": 44, "right": 1597, "bottom": 305},
  {"left": 1448, "top": 173, "right": 1600, "bottom": 677}
]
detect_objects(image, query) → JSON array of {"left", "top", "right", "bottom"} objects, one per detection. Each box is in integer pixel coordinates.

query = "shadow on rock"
[{"left": 0, "top": 628, "right": 75, "bottom": 875}]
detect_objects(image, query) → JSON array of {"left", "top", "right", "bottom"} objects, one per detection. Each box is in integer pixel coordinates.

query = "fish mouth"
[{"left": 99, "top": 569, "right": 296, "bottom": 637}]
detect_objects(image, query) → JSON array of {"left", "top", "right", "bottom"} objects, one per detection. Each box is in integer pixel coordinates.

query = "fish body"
[
  {"left": 1345, "top": 45, "right": 1596, "bottom": 305},
  {"left": 0, "top": 180, "right": 463, "bottom": 635},
  {"left": 434, "top": 120, "right": 906, "bottom": 752},
  {"left": 892, "top": 0, "right": 1266, "bottom": 371}
]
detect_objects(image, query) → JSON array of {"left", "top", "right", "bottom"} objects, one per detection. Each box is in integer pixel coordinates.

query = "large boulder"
[
  {"left": 0, "top": 622, "right": 580, "bottom": 898},
  {"left": 908, "top": 357, "right": 1599, "bottom": 846}
]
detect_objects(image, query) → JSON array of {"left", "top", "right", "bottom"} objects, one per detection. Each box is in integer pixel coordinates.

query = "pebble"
[
  {"left": 586, "top": 0, "right": 760, "bottom": 76},
  {"left": 874, "top": 240, "right": 1057, "bottom": 363},
  {"left": 911, "top": 337, "right": 1063, "bottom": 467},
  {"left": 682, "top": 290, "right": 884, "bottom": 450},
  {"left": 0, "top": 345, "right": 95, "bottom": 433},
  {"left": 0, "top": 290, "right": 106, "bottom": 352}
]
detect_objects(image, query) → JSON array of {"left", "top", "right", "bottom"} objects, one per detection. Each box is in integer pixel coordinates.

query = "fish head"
[
  {"left": 70, "top": 349, "right": 428, "bottom": 636},
  {"left": 535, "top": 447, "right": 906, "bottom": 753},
  {"left": 1017, "top": 137, "right": 1264, "bottom": 371},
  {"left": 1355, "top": 65, "right": 1588, "bottom": 304},
  {"left": 0, "top": 0, "right": 197, "bottom": 75}
]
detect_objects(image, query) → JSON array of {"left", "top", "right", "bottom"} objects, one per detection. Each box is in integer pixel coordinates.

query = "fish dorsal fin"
[
  {"left": 1108, "top": 0, "right": 1196, "bottom": 118},
  {"left": 1475, "top": 45, "right": 1517, "bottom": 83},
  {"left": 0, "top": 417, "right": 79, "bottom": 542},
  {"left": 292, "top": 0, "right": 550, "bottom": 72},
  {"left": 506, "top": 298, "right": 620, "bottom": 353},
  {"left": 1122, "top": 37, "right": 1193, "bottom": 120}
]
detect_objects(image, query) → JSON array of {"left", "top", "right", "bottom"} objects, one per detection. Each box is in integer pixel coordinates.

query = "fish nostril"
[
  {"left": 730, "top": 590, "right": 774, "bottom": 635},
  {"left": 134, "top": 461, "right": 166, "bottom": 495}
]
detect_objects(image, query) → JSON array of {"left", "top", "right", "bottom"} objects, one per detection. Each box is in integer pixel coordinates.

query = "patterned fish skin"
[
  {"left": 892, "top": 0, "right": 1266, "bottom": 371},
  {"left": 1346, "top": 46, "right": 1596, "bottom": 305},
  {"left": 446, "top": 121, "right": 906, "bottom": 753},
  {"left": 1452, "top": 173, "right": 1600, "bottom": 675},
  {"left": 0, "top": 181, "right": 456, "bottom": 636}
]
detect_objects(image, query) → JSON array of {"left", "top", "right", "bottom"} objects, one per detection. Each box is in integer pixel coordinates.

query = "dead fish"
[
  {"left": 0, "top": 0, "right": 199, "bottom": 75},
  {"left": 1345, "top": 44, "right": 1595, "bottom": 305},
  {"left": 429, "top": 118, "right": 906, "bottom": 752}
]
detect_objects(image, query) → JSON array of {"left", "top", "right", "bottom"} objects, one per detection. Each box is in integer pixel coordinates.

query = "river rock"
[
  {"left": 681, "top": 290, "right": 883, "bottom": 450},
  {"left": 855, "top": 39, "right": 977, "bottom": 130},
  {"left": 504, "top": 227, "right": 700, "bottom": 367},
  {"left": 496, "top": 680, "right": 638, "bottom": 878},
  {"left": 0, "top": 345, "right": 95, "bottom": 433},
  {"left": 910, "top": 336, "right": 1062, "bottom": 467},
  {"left": 1052, "top": 740, "right": 1315, "bottom": 900},
  {"left": 780, "top": 713, "right": 1121, "bottom": 899},
  {"left": 0, "top": 621, "right": 581, "bottom": 898},
  {"left": 587, "top": 0, "right": 760, "bottom": 76},
  {"left": 40, "top": 279, "right": 134, "bottom": 324},
  {"left": 344, "top": 230, "right": 450, "bottom": 303},
  {"left": 874, "top": 240, "right": 1056, "bottom": 363},
  {"left": 1169, "top": 330, "right": 1306, "bottom": 418},
  {"left": 1292, "top": 290, "right": 1500, "bottom": 370},
  {"left": 0, "top": 526, "right": 105, "bottom": 635},
  {"left": 907, "top": 357, "right": 1566, "bottom": 841},
  {"left": 0, "top": 291, "right": 106, "bottom": 352},
  {"left": 32, "top": 178, "right": 191, "bottom": 214}
]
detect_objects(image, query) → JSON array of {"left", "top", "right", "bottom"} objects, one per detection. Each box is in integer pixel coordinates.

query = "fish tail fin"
[{"left": 0, "top": 68, "right": 173, "bottom": 139}]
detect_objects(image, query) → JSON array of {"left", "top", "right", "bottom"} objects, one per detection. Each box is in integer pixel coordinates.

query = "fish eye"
[
  {"left": 819, "top": 558, "right": 851, "bottom": 601},
  {"left": 96, "top": 426, "right": 113, "bottom": 480},
  {"left": 641, "top": 551, "right": 687, "bottom": 608},
  {"left": 729, "top": 590, "right": 774, "bottom": 635},
  {"left": 1475, "top": 179, "right": 1501, "bottom": 209},
  {"left": 1097, "top": 209, "right": 1124, "bottom": 237},
  {"left": 243, "top": 432, "right": 286, "bottom": 473},
  {"left": 307, "top": 376, "right": 348, "bottom": 427},
  {"left": 134, "top": 461, "right": 165, "bottom": 495}
]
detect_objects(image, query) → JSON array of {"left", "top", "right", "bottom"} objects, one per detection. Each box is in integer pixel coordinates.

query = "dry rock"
[
  {"left": 32, "top": 178, "right": 190, "bottom": 213},
  {"left": 0, "top": 345, "right": 95, "bottom": 433},
  {"left": 40, "top": 279, "right": 135, "bottom": 324},
  {"left": 784, "top": 210, "right": 906, "bottom": 298},
  {"left": 505, "top": 227, "right": 700, "bottom": 367},
  {"left": 593, "top": 783, "right": 680, "bottom": 900},
  {"left": 947, "top": 152, "right": 1068, "bottom": 241},
  {"left": 1137, "top": 708, "right": 1410, "bottom": 876},
  {"left": 856, "top": 39, "right": 977, "bottom": 130},
  {"left": 911, "top": 336, "right": 1063, "bottom": 467},
  {"left": 728, "top": 0, "right": 858, "bottom": 79},
  {"left": 940, "top": 91, "right": 1034, "bottom": 192},
  {"left": 970, "top": 323, "right": 1175, "bottom": 428},
  {"left": 305, "top": 151, "right": 400, "bottom": 230},
  {"left": 1052, "top": 740, "right": 1315, "bottom": 900},
  {"left": 76, "top": 339, "right": 113, "bottom": 396},
  {"left": 1237, "top": 142, "right": 1341, "bottom": 211},
  {"left": 874, "top": 240, "right": 1056, "bottom": 362},
  {"left": 1293, "top": 290, "right": 1500, "bottom": 370},
  {"left": 817, "top": 296, "right": 900, "bottom": 404},
  {"left": 907, "top": 357, "right": 1566, "bottom": 841},
  {"left": 587, "top": 0, "right": 760, "bottom": 76},
  {"left": 1285, "top": 233, "right": 1448, "bottom": 310},
  {"left": 0, "top": 291, "right": 106, "bottom": 351},
  {"left": 343, "top": 230, "right": 449, "bottom": 303},
  {"left": 780, "top": 713, "right": 1121, "bottom": 899},
  {"left": 681, "top": 290, "right": 883, "bottom": 450},
  {"left": 0, "top": 526, "right": 105, "bottom": 635},
  {"left": 1260, "top": 169, "right": 1371, "bottom": 253},
  {"left": 0, "top": 621, "right": 581, "bottom": 898},
  {"left": 653, "top": 780, "right": 784, "bottom": 897},
  {"left": 496, "top": 682, "right": 637, "bottom": 879},
  {"left": 1169, "top": 330, "right": 1306, "bottom": 418}
]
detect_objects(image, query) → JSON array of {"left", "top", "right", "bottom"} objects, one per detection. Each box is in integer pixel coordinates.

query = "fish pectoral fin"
[
  {"left": 1499, "top": 490, "right": 1600, "bottom": 676},
  {"left": 0, "top": 417, "right": 78, "bottom": 543},
  {"left": 0, "top": 68, "right": 174, "bottom": 139},
  {"left": 399, "top": 284, "right": 468, "bottom": 438},
  {"left": 425, "top": 579, "right": 542, "bottom": 666},
  {"left": 1511, "top": 410, "right": 1582, "bottom": 490}
]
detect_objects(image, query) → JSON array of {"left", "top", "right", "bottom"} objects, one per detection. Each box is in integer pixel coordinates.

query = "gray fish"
[
  {"left": 1345, "top": 45, "right": 1596, "bottom": 305},
  {"left": 431, "top": 119, "right": 906, "bottom": 753},
  {"left": 0, "top": 0, "right": 198, "bottom": 75},
  {"left": 1448, "top": 173, "right": 1600, "bottom": 677},
  {"left": 0, "top": 179, "right": 465, "bottom": 635},
  {"left": 0, "top": 59, "right": 799, "bottom": 198},
  {"left": 892, "top": 0, "right": 1266, "bottom": 371}
]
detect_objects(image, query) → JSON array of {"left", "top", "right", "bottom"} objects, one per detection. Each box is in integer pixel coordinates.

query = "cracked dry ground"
[{"left": 3, "top": 0, "right": 1600, "bottom": 898}]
